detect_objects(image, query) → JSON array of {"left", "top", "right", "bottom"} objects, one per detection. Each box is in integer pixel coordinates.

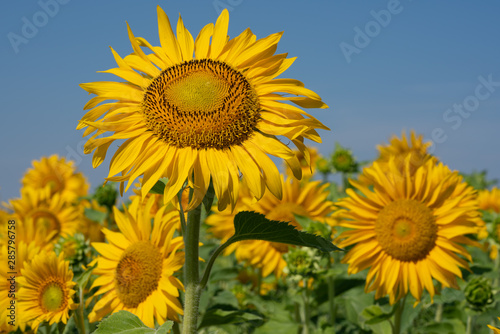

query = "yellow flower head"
[
  {"left": 376, "top": 130, "right": 436, "bottom": 174},
  {"left": 336, "top": 157, "right": 481, "bottom": 304},
  {"left": 285, "top": 147, "right": 321, "bottom": 181},
  {"left": 17, "top": 250, "right": 77, "bottom": 333},
  {"left": 89, "top": 196, "right": 184, "bottom": 327},
  {"left": 9, "top": 186, "right": 79, "bottom": 247},
  {"left": 78, "top": 199, "right": 108, "bottom": 243},
  {"left": 0, "top": 241, "right": 41, "bottom": 332},
  {"left": 478, "top": 187, "right": 500, "bottom": 213},
  {"left": 207, "top": 177, "right": 335, "bottom": 278},
  {"left": 78, "top": 7, "right": 329, "bottom": 212},
  {"left": 22, "top": 155, "right": 89, "bottom": 203}
]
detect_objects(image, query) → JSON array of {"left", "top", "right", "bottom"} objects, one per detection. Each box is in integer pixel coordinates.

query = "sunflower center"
[
  {"left": 375, "top": 199, "right": 437, "bottom": 261},
  {"left": 115, "top": 241, "right": 163, "bottom": 308},
  {"left": 42, "top": 174, "right": 64, "bottom": 193},
  {"left": 40, "top": 280, "right": 67, "bottom": 312},
  {"left": 142, "top": 59, "right": 260, "bottom": 150}
]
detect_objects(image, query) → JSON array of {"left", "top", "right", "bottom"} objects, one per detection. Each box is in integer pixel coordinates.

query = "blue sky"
[{"left": 1, "top": 0, "right": 499, "bottom": 202}]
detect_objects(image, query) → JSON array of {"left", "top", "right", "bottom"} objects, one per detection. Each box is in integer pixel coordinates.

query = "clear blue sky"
[{"left": 1, "top": 0, "right": 499, "bottom": 202}]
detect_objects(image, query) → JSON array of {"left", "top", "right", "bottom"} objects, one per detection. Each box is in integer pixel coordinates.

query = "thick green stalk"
[
  {"left": 182, "top": 202, "right": 203, "bottom": 334},
  {"left": 392, "top": 296, "right": 406, "bottom": 334},
  {"left": 434, "top": 303, "right": 443, "bottom": 322}
]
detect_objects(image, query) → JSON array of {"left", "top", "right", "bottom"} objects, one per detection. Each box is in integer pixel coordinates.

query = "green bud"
[
  {"left": 93, "top": 182, "right": 118, "bottom": 210},
  {"left": 464, "top": 276, "right": 494, "bottom": 312},
  {"left": 331, "top": 143, "right": 358, "bottom": 174}
]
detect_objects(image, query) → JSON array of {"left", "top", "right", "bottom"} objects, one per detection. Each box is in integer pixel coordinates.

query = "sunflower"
[
  {"left": 78, "top": 6, "right": 329, "bottom": 212},
  {"left": 9, "top": 186, "right": 79, "bottom": 246},
  {"left": 78, "top": 199, "right": 108, "bottom": 243},
  {"left": 0, "top": 241, "right": 41, "bottom": 332},
  {"left": 284, "top": 147, "right": 321, "bottom": 181},
  {"left": 336, "top": 157, "right": 481, "bottom": 304},
  {"left": 376, "top": 130, "right": 436, "bottom": 175},
  {"left": 89, "top": 196, "right": 184, "bottom": 327},
  {"left": 478, "top": 187, "right": 500, "bottom": 213},
  {"left": 17, "top": 250, "right": 77, "bottom": 332},
  {"left": 207, "top": 176, "right": 335, "bottom": 278},
  {"left": 22, "top": 155, "right": 89, "bottom": 203}
]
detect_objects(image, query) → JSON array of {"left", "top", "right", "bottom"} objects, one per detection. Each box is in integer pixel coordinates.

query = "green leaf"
[
  {"left": 93, "top": 311, "right": 172, "bottom": 334},
  {"left": 84, "top": 208, "right": 107, "bottom": 223},
  {"left": 362, "top": 305, "right": 395, "bottom": 325},
  {"left": 156, "top": 321, "right": 173, "bottom": 334},
  {"left": 229, "top": 211, "right": 342, "bottom": 252},
  {"left": 198, "top": 305, "right": 262, "bottom": 329},
  {"left": 149, "top": 178, "right": 167, "bottom": 195}
]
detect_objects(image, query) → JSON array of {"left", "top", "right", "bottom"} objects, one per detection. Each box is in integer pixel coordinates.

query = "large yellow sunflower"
[
  {"left": 89, "top": 196, "right": 184, "bottom": 327},
  {"left": 22, "top": 155, "right": 89, "bottom": 203},
  {"left": 9, "top": 186, "right": 79, "bottom": 246},
  {"left": 478, "top": 187, "right": 500, "bottom": 213},
  {"left": 0, "top": 241, "right": 41, "bottom": 332},
  {"left": 78, "top": 6, "right": 329, "bottom": 212},
  {"left": 376, "top": 130, "right": 436, "bottom": 174},
  {"left": 336, "top": 157, "right": 481, "bottom": 304},
  {"left": 207, "top": 176, "right": 335, "bottom": 278},
  {"left": 17, "top": 250, "right": 77, "bottom": 332}
]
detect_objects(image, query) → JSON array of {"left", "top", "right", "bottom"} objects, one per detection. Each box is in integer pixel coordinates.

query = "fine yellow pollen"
[
  {"left": 375, "top": 199, "right": 437, "bottom": 261},
  {"left": 142, "top": 59, "right": 260, "bottom": 150},
  {"left": 40, "top": 280, "right": 66, "bottom": 312},
  {"left": 115, "top": 241, "right": 163, "bottom": 308}
]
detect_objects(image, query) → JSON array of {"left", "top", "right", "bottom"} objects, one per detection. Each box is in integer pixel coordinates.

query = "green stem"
[
  {"left": 392, "top": 296, "right": 406, "bottom": 334},
  {"left": 79, "top": 286, "right": 86, "bottom": 334},
  {"left": 172, "top": 321, "right": 181, "bottom": 334},
  {"left": 301, "top": 279, "right": 311, "bottom": 334},
  {"left": 256, "top": 268, "right": 263, "bottom": 295},
  {"left": 327, "top": 255, "right": 336, "bottom": 329},
  {"left": 434, "top": 303, "right": 443, "bottom": 322},
  {"left": 199, "top": 239, "right": 232, "bottom": 290},
  {"left": 182, "top": 202, "right": 203, "bottom": 334},
  {"left": 466, "top": 315, "right": 473, "bottom": 334}
]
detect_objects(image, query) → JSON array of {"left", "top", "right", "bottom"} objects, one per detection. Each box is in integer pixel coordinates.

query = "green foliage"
[
  {"left": 460, "top": 170, "right": 498, "bottom": 190},
  {"left": 229, "top": 211, "right": 342, "bottom": 253},
  {"left": 93, "top": 311, "right": 173, "bottom": 334}
]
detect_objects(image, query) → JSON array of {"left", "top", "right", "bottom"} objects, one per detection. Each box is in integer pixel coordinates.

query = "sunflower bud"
[
  {"left": 93, "top": 182, "right": 118, "bottom": 210},
  {"left": 464, "top": 276, "right": 494, "bottom": 312},
  {"left": 331, "top": 143, "right": 358, "bottom": 174}
]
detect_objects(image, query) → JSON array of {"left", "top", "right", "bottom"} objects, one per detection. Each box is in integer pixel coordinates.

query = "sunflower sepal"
[{"left": 93, "top": 310, "right": 173, "bottom": 334}]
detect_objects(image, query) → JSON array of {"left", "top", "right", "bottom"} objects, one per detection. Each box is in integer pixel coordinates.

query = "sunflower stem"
[
  {"left": 182, "top": 199, "right": 203, "bottom": 334},
  {"left": 301, "top": 279, "right": 311, "bottom": 334},
  {"left": 172, "top": 321, "right": 181, "bottom": 334},
  {"left": 392, "top": 296, "right": 406, "bottom": 334},
  {"left": 434, "top": 303, "right": 443, "bottom": 322},
  {"left": 327, "top": 254, "right": 336, "bottom": 329},
  {"left": 78, "top": 285, "right": 86, "bottom": 334},
  {"left": 466, "top": 314, "right": 474, "bottom": 334}
]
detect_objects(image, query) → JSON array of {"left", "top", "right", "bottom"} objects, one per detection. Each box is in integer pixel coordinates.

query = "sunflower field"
[{"left": 2, "top": 5, "right": 500, "bottom": 334}]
